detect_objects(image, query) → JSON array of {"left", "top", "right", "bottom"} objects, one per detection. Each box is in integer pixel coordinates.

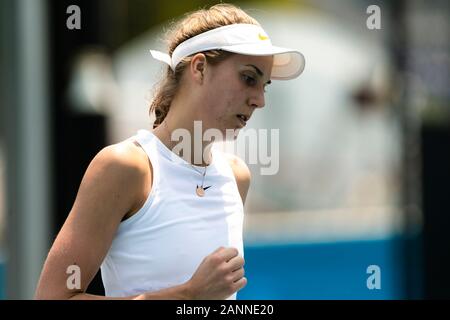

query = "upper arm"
[
  {"left": 226, "top": 153, "right": 251, "bottom": 205},
  {"left": 35, "top": 143, "right": 148, "bottom": 299}
]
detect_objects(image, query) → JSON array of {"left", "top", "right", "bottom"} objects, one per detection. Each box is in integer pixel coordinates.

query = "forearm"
[{"left": 67, "top": 282, "right": 192, "bottom": 300}]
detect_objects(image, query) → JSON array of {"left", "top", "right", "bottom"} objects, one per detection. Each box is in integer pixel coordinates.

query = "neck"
[{"left": 152, "top": 111, "right": 213, "bottom": 167}]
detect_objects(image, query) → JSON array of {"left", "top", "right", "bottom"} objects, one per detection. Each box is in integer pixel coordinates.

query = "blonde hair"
[{"left": 150, "top": 3, "right": 260, "bottom": 128}]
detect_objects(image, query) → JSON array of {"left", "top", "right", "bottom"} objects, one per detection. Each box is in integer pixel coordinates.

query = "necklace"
[
  {"left": 191, "top": 164, "right": 210, "bottom": 197},
  {"left": 162, "top": 120, "right": 212, "bottom": 197}
]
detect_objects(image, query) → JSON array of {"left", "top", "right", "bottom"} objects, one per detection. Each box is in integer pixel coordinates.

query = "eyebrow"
[{"left": 245, "top": 64, "right": 272, "bottom": 85}]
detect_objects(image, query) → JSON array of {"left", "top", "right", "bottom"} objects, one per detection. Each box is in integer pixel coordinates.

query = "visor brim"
[{"left": 220, "top": 43, "right": 305, "bottom": 80}]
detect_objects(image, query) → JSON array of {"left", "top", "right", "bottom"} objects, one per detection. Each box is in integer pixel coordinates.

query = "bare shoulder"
[
  {"left": 223, "top": 153, "right": 251, "bottom": 204},
  {"left": 95, "top": 139, "right": 149, "bottom": 174},
  {"left": 66, "top": 138, "right": 152, "bottom": 226},
  {"left": 91, "top": 139, "right": 152, "bottom": 217}
]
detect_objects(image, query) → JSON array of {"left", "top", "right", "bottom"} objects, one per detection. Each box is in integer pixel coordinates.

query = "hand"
[{"left": 185, "top": 246, "right": 247, "bottom": 299}]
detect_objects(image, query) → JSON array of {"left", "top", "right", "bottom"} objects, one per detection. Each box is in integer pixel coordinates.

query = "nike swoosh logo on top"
[
  {"left": 258, "top": 33, "right": 269, "bottom": 41},
  {"left": 203, "top": 186, "right": 212, "bottom": 191}
]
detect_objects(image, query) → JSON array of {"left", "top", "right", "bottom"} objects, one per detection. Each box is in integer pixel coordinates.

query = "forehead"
[{"left": 226, "top": 54, "right": 274, "bottom": 77}]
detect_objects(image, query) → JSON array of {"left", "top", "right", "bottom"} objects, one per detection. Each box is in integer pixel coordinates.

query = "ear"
[{"left": 190, "top": 53, "right": 206, "bottom": 84}]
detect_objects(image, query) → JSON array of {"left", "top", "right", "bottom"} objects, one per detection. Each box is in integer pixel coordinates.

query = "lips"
[{"left": 236, "top": 114, "right": 249, "bottom": 127}]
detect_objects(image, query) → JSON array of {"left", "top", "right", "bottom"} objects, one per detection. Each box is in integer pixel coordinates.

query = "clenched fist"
[{"left": 185, "top": 247, "right": 246, "bottom": 299}]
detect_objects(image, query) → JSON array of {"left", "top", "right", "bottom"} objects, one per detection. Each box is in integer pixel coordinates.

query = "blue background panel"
[{"left": 238, "top": 237, "right": 406, "bottom": 299}]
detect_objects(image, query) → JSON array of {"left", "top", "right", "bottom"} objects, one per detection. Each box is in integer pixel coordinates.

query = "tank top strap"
[
  {"left": 210, "top": 145, "right": 238, "bottom": 184},
  {"left": 131, "top": 129, "right": 161, "bottom": 193}
]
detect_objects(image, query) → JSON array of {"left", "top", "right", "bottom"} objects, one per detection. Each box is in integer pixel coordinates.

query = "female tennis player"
[{"left": 35, "top": 3, "right": 304, "bottom": 300}]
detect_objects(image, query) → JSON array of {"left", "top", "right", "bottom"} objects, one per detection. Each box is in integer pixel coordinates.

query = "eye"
[
  {"left": 241, "top": 74, "right": 257, "bottom": 87},
  {"left": 241, "top": 73, "right": 269, "bottom": 93}
]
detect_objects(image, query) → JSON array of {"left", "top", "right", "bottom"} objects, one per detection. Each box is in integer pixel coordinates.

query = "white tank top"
[{"left": 100, "top": 129, "right": 245, "bottom": 300}]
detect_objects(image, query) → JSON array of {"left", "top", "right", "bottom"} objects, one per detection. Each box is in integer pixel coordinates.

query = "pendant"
[{"left": 196, "top": 185, "right": 205, "bottom": 197}]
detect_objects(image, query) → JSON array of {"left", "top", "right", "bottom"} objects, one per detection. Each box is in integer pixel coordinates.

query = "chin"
[
  {"left": 223, "top": 128, "right": 241, "bottom": 141},
  {"left": 206, "top": 123, "right": 240, "bottom": 142}
]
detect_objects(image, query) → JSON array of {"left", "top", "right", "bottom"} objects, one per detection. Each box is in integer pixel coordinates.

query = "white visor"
[{"left": 150, "top": 23, "right": 305, "bottom": 80}]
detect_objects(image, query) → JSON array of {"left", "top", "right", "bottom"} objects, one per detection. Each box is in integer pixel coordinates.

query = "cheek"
[
  {"left": 218, "top": 80, "right": 247, "bottom": 104},
  {"left": 208, "top": 86, "right": 237, "bottom": 110},
  {"left": 213, "top": 91, "right": 241, "bottom": 118},
  {"left": 205, "top": 74, "right": 246, "bottom": 117}
]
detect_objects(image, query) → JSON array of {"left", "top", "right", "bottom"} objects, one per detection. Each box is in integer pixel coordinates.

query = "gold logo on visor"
[{"left": 258, "top": 33, "right": 269, "bottom": 41}]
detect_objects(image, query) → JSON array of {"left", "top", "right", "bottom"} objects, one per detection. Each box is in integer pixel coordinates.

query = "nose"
[{"left": 247, "top": 89, "right": 266, "bottom": 109}]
